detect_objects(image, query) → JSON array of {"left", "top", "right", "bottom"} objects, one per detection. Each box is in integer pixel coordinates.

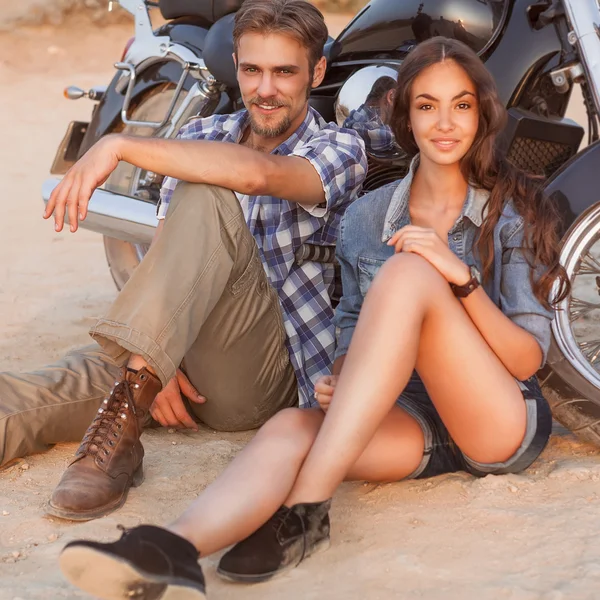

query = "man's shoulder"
[
  {"left": 305, "top": 107, "right": 365, "bottom": 146},
  {"left": 178, "top": 110, "right": 246, "bottom": 140}
]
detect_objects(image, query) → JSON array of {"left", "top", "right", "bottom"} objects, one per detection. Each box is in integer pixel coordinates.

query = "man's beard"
[
  {"left": 246, "top": 78, "right": 313, "bottom": 138},
  {"left": 249, "top": 113, "right": 293, "bottom": 138},
  {"left": 248, "top": 97, "right": 292, "bottom": 138}
]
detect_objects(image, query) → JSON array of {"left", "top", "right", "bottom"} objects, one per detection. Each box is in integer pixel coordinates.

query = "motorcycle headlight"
[{"left": 334, "top": 65, "right": 400, "bottom": 128}]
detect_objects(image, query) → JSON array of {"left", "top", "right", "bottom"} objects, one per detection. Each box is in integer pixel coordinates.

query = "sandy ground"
[{"left": 1, "top": 18, "right": 600, "bottom": 600}]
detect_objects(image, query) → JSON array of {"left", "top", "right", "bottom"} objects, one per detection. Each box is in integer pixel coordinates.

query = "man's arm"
[
  {"left": 44, "top": 133, "right": 326, "bottom": 233},
  {"left": 117, "top": 135, "right": 326, "bottom": 206}
]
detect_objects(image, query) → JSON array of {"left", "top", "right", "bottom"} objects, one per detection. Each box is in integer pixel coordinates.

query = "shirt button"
[{"left": 453, "top": 235, "right": 460, "bottom": 242}]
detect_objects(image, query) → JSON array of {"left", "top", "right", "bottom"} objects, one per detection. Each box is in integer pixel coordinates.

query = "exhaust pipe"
[{"left": 42, "top": 178, "right": 157, "bottom": 245}]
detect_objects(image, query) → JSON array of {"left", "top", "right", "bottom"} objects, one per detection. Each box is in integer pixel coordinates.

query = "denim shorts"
[{"left": 397, "top": 372, "right": 553, "bottom": 479}]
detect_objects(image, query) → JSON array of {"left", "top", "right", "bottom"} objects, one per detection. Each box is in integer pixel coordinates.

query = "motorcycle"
[{"left": 43, "top": 0, "right": 600, "bottom": 444}]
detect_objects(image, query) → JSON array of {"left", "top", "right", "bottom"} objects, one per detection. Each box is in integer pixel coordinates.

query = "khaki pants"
[{"left": 0, "top": 183, "right": 297, "bottom": 467}]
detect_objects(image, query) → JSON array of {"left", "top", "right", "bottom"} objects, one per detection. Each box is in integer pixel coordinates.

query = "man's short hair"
[{"left": 233, "top": 0, "right": 328, "bottom": 71}]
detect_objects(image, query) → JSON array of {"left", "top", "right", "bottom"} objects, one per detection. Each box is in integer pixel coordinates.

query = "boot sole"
[
  {"left": 216, "top": 536, "right": 330, "bottom": 583},
  {"left": 46, "top": 462, "right": 144, "bottom": 522},
  {"left": 60, "top": 545, "right": 206, "bottom": 600}
]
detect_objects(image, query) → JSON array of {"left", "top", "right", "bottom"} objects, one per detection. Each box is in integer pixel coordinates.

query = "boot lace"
[
  {"left": 271, "top": 506, "right": 308, "bottom": 564},
  {"left": 77, "top": 369, "right": 140, "bottom": 463},
  {"left": 271, "top": 506, "right": 293, "bottom": 535}
]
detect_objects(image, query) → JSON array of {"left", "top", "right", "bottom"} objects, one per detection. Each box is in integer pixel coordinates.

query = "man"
[{"left": 0, "top": 0, "right": 366, "bottom": 521}]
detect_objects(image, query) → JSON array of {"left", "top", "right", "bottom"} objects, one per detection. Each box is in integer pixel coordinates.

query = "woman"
[{"left": 59, "top": 37, "right": 570, "bottom": 600}]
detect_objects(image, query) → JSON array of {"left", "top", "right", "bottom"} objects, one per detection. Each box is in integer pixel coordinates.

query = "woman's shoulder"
[
  {"left": 496, "top": 199, "right": 526, "bottom": 244},
  {"left": 345, "top": 180, "right": 404, "bottom": 223},
  {"left": 339, "top": 180, "right": 404, "bottom": 254}
]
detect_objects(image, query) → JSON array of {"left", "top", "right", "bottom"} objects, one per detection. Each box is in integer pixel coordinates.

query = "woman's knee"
[
  {"left": 256, "top": 407, "right": 323, "bottom": 448},
  {"left": 376, "top": 253, "right": 447, "bottom": 293},
  {"left": 459, "top": 415, "right": 527, "bottom": 465}
]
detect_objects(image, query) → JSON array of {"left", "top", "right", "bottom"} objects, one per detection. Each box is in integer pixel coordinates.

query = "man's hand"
[
  {"left": 44, "top": 135, "right": 123, "bottom": 233},
  {"left": 313, "top": 374, "right": 339, "bottom": 413},
  {"left": 150, "top": 369, "right": 206, "bottom": 430}
]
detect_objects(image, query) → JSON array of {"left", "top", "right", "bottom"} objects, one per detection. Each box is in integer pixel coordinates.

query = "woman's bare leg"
[
  {"left": 345, "top": 405, "right": 425, "bottom": 481},
  {"left": 166, "top": 408, "right": 321, "bottom": 555},
  {"left": 285, "top": 253, "right": 527, "bottom": 505},
  {"left": 166, "top": 401, "right": 425, "bottom": 555},
  {"left": 165, "top": 253, "right": 526, "bottom": 555}
]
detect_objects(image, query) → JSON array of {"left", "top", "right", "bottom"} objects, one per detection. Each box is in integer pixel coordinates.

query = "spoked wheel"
[
  {"left": 541, "top": 203, "right": 600, "bottom": 445},
  {"left": 103, "top": 86, "right": 183, "bottom": 290}
]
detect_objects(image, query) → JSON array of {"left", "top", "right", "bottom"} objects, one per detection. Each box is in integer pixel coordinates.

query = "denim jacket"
[{"left": 334, "top": 156, "right": 554, "bottom": 366}]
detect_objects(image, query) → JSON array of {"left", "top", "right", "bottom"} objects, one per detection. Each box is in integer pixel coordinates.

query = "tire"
[
  {"left": 103, "top": 85, "right": 183, "bottom": 290},
  {"left": 541, "top": 202, "right": 600, "bottom": 445}
]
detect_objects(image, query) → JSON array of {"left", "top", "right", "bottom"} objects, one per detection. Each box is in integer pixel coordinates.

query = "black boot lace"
[{"left": 271, "top": 506, "right": 308, "bottom": 564}]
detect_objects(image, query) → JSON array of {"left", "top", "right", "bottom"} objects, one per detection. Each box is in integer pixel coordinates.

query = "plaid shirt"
[{"left": 157, "top": 107, "right": 367, "bottom": 408}]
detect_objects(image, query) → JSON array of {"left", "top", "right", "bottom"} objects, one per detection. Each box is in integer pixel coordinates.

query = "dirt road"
[{"left": 1, "top": 20, "right": 599, "bottom": 600}]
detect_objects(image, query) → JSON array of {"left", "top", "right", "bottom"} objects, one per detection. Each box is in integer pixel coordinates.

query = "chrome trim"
[
  {"left": 160, "top": 80, "right": 220, "bottom": 139},
  {"left": 116, "top": 60, "right": 191, "bottom": 128},
  {"left": 550, "top": 63, "right": 585, "bottom": 93},
  {"left": 113, "top": 1, "right": 217, "bottom": 130},
  {"left": 563, "top": 0, "right": 600, "bottom": 114},
  {"left": 552, "top": 202, "right": 600, "bottom": 390},
  {"left": 42, "top": 179, "right": 157, "bottom": 245},
  {"left": 118, "top": 63, "right": 219, "bottom": 131},
  {"left": 64, "top": 85, "right": 108, "bottom": 101},
  {"left": 116, "top": 1, "right": 211, "bottom": 75},
  {"left": 331, "top": 59, "right": 403, "bottom": 69},
  {"left": 116, "top": 0, "right": 170, "bottom": 66}
]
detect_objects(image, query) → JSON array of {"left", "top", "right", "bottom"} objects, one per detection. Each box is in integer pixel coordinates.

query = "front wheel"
[{"left": 541, "top": 203, "right": 600, "bottom": 445}]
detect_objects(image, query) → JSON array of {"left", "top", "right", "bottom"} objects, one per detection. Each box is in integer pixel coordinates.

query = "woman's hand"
[
  {"left": 313, "top": 374, "right": 339, "bottom": 413},
  {"left": 387, "top": 225, "right": 471, "bottom": 285}
]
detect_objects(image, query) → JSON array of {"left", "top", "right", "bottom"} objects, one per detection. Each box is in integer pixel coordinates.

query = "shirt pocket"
[{"left": 357, "top": 257, "right": 386, "bottom": 297}]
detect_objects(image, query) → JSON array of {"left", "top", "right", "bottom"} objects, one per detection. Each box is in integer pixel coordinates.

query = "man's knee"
[
  {"left": 191, "top": 389, "right": 294, "bottom": 433},
  {"left": 166, "top": 182, "right": 240, "bottom": 220},
  {"left": 190, "top": 393, "right": 281, "bottom": 432}
]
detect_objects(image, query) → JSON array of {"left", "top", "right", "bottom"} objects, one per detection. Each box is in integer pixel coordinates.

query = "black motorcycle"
[{"left": 44, "top": 0, "right": 600, "bottom": 443}]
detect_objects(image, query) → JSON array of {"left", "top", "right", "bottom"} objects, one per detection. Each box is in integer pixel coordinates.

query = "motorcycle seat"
[{"left": 159, "top": 0, "right": 244, "bottom": 24}]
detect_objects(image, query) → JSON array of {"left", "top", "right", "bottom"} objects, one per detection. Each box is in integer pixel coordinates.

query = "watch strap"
[{"left": 449, "top": 271, "right": 481, "bottom": 298}]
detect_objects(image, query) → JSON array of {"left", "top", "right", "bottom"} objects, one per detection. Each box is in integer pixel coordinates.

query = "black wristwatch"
[{"left": 450, "top": 265, "right": 481, "bottom": 298}]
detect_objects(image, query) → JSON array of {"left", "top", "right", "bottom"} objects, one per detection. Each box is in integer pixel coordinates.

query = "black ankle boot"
[
  {"left": 218, "top": 499, "right": 332, "bottom": 583},
  {"left": 59, "top": 525, "right": 206, "bottom": 599}
]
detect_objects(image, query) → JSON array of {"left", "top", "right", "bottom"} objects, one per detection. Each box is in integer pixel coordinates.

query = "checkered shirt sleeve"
[{"left": 290, "top": 127, "right": 367, "bottom": 213}]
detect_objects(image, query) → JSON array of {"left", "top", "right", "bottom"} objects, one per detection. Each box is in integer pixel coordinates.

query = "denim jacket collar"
[{"left": 381, "top": 154, "right": 490, "bottom": 242}]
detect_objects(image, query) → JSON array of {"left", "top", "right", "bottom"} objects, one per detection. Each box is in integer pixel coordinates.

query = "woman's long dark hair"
[{"left": 390, "top": 37, "right": 570, "bottom": 308}]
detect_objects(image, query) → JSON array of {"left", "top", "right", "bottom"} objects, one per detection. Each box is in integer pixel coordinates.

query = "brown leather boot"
[{"left": 47, "top": 366, "right": 161, "bottom": 521}]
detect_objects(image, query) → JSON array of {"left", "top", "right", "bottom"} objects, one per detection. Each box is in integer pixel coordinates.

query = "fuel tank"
[{"left": 331, "top": 0, "right": 509, "bottom": 61}]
